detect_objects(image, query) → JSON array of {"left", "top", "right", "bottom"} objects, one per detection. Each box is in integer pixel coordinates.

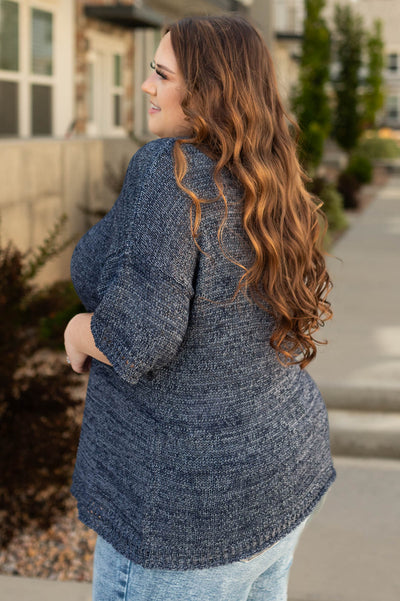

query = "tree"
[
  {"left": 362, "top": 19, "right": 385, "bottom": 130},
  {"left": 291, "top": 0, "right": 331, "bottom": 172},
  {"left": 332, "top": 3, "right": 364, "bottom": 151}
]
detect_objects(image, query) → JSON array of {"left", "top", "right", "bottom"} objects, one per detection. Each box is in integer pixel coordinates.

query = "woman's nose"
[{"left": 141, "top": 76, "right": 156, "bottom": 96}]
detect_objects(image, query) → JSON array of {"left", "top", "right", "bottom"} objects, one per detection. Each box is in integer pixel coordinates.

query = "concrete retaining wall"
[{"left": 0, "top": 137, "right": 138, "bottom": 285}]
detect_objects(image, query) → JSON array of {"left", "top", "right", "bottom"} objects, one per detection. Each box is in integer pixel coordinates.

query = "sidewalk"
[
  {"left": 289, "top": 456, "right": 400, "bottom": 601},
  {"left": 0, "top": 576, "right": 91, "bottom": 601},
  {"left": 1, "top": 176, "right": 399, "bottom": 600},
  {"left": 308, "top": 175, "right": 400, "bottom": 459},
  {"left": 307, "top": 175, "right": 400, "bottom": 396},
  {"left": 289, "top": 174, "right": 400, "bottom": 600}
]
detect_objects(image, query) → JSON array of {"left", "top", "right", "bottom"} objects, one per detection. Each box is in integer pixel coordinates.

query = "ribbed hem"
[{"left": 71, "top": 465, "right": 336, "bottom": 570}]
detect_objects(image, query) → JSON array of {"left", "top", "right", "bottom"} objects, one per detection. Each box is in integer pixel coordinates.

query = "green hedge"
[{"left": 357, "top": 135, "right": 400, "bottom": 159}]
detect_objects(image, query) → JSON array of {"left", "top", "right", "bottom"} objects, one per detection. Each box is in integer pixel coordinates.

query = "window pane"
[
  {"left": 0, "top": 0, "right": 19, "bottom": 71},
  {"left": 114, "top": 94, "right": 121, "bottom": 126},
  {"left": 31, "top": 8, "right": 53, "bottom": 75},
  {"left": 387, "top": 97, "right": 398, "bottom": 119},
  {"left": 0, "top": 80, "right": 18, "bottom": 135},
  {"left": 388, "top": 53, "right": 398, "bottom": 72},
  {"left": 32, "top": 84, "right": 52, "bottom": 135},
  {"left": 114, "top": 54, "right": 121, "bottom": 86}
]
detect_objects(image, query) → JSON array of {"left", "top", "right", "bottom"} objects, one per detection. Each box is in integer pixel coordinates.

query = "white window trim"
[
  {"left": 86, "top": 30, "right": 126, "bottom": 138},
  {"left": 22, "top": 0, "right": 56, "bottom": 136},
  {"left": 53, "top": 0, "right": 74, "bottom": 137},
  {"left": 0, "top": 0, "right": 74, "bottom": 138}
]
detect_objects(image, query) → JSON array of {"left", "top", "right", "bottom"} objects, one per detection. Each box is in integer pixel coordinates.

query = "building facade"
[
  {"left": 0, "top": 0, "right": 253, "bottom": 283},
  {"left": 266, "top": 0, "right": 400, "bottom": 130},
  {"left": 0, "top": 0, "right": 256, "bottom": 142}
]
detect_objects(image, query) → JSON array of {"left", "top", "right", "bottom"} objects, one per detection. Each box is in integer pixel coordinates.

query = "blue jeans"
[{"left": 92, "top": 515, "right": 311, "bottom": 601}]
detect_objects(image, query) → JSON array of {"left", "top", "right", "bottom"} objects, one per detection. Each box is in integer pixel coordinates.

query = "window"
[
  {"left": 274, "top": 0, "right": 304, "bottom": 34},
  {"left": 387, "top": 96, "right": 399, "bottom": 121},
  {"left": 0, "top": 0, "right": 19, "bottom": 135},
  {"left": 0, "top": 80, "right": 18, "bottom": 134},
  {"left": 31, "top": 8, "right": 53, "bottom": 135},
  {"left": 31, "top": 8, "right": 53, "bottom": 76},
  {"left": 387, "top": 53, "right": 398, "bottom": 72},
  {"left": 86, "top": 32, "right": 126, "bottom": 137},
  {"left": 113, "top": 54, "right": 123, "bottom": 127},
  {"left": 0, "top": 0, "right": 19, "bottom": 71},
  {"left": 0, "top": 1, "right": 55, "bottom": 137},
  {"left": 31, "top": 83, "right": 52, "bottom": 135}
]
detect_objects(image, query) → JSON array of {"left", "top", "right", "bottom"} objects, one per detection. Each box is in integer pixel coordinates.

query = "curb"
[
  {"left": 0, "top": 575, "right": 91, "bottom": 601},
  {"left": 329, "top": 409, "right": 400, "bottom": 459},
  {"left": 321, "top": 386, "right": 400, "bottom": 412}
]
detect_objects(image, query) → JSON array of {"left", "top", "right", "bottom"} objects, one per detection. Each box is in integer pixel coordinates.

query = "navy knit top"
[{"left": 70, "top": 137, "right": 336, "bottom": 570}]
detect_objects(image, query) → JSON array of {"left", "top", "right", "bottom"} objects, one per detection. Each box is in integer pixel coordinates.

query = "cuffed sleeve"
[{"left": 89, "top": 138, "right": 198, "bottom": 385}]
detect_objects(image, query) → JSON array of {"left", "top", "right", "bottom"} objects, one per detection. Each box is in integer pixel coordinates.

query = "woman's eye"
[{"left": 150, "top": 60, "right": 167, "bottom": 80}]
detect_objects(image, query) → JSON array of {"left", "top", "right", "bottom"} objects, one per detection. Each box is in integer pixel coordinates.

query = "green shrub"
[
  {"left": 346, "top": 153, "right": 373, "bottom": 184},
  {"left": 319, "top": 181, "right": 349, "bottom": 232},
  {"left": 0, "top": 219, "right": 82, "bottom": 548},
  {"left": 309, "top": 178, "right": 348, "bottom": 240},
  {"left": 337, "top": 171, "right": 361, "bottom": 209},
  {"left": 29, "top": 281, "right": 84, "bottom": 349},
  {"left": 357, "top": 135, "right": 400, "bottom": 159}
]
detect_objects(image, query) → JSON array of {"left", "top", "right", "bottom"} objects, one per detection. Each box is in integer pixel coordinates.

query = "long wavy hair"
[{"left": 166, "top": 15, "right": 332, "bottom": 369}]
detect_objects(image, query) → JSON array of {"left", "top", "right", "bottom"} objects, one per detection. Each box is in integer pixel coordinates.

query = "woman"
[{"left": 65, "top": 15, "right": 336, "bottom": 601}]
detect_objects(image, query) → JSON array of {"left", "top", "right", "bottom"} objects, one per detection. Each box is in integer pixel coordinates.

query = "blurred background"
[{"left": 0, "top": 1, "right": 399, "bottom": 600}]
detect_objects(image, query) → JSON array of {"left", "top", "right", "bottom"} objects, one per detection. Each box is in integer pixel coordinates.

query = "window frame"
[
  {"left": 387, "top": 95, "right": 399, "bottom": 121},
  {"left": 112, "top": 53, "right": 123, "bottom": 128},
  {"left": 0, "top": 0, "right": 56, "bottom": 137},
  {"left": 387, "top": 53, "right": 398, "bottom": 73},
  {"left": 86, "top": 30, "right": 126, "bottom": 138},
  {"left": 0, "top": 0, "right": 22, "bottom": 136}
]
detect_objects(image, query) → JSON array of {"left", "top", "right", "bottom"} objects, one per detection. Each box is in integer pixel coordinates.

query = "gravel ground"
[
  {"left": 0, "top": 494, "right": 96, "bottom": 582},
  {"left": 0, "top": 352, "right": 94, "bottom": 582}
]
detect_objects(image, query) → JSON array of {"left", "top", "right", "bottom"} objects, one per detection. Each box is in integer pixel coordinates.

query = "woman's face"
[{"left": 141, "top": 33, "right": 191, "bottom": 138}]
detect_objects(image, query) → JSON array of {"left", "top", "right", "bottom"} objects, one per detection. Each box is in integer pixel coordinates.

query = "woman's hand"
[
  {"left": 64, "top": 313, "right": 111, "bottom": 374},
  {"left": 64, "top": 314, "right": 92, "bottom": 373}
]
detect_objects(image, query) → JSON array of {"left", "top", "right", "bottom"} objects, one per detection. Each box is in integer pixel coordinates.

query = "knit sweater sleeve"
[{"left": 90, "top": 138, "right": 199, "bottom": 385}]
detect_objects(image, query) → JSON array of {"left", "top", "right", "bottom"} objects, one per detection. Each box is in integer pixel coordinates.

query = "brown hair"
[{"left": 166, "top": 15, "right": 332, "bottom": 368}]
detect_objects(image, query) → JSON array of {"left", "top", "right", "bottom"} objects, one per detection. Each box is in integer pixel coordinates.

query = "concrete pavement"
[
  {"left": 308, "top": 175, "right": 400, "bottom": 459},
  {"left": 289, "top": 456, "right": 400, "bottom": 601},
  {"left": 0, "top": 576, "right": 91, "bottom": 601},
  {"left": 307, "top": 176, "right": 400, "bottom": 396},
  {"left": 288, "top": 174, "right": 400, "bottom": 600},
  {"left": 1, "top": 176, "right": 399, "bottom": 600}
]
